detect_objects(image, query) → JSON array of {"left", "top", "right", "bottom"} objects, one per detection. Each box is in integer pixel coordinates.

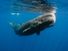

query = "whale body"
[
  {"left": 10, "top": 10, "right": 56, "bottom": 36},
  {"left": 10, "top": 0, "right": 56, "bottom": 36}
]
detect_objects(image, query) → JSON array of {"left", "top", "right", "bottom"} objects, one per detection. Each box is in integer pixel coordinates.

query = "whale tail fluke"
[{"left": 9, "top": 22, "right": 21, "bottom": 32}]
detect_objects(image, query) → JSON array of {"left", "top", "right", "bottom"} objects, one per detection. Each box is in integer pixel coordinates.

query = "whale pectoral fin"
[{"left": 36, "top": 31, "right": 40, "bottom": 35}]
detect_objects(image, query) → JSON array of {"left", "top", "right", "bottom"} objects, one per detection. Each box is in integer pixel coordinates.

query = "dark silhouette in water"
[
  {"left": 10, "top": 0, "right": 56, "bottom": 36},
  {"left": 10, "top": 12, "right": 56, "bottom": 36}
]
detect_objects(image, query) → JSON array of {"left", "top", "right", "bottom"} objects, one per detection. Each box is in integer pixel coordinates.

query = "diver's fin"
[{"left": 36, "top": 31, "right": 40, "bottom": 35}]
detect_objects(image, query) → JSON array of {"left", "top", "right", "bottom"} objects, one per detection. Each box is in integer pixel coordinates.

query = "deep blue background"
[{"left": 0, "top": 0, "right": 68, "bottom": 51}]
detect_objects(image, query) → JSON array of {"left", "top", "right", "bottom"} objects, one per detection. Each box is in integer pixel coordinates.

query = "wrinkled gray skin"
[{"left": 10, "top": 0, "right": 56, "bottom": 36}]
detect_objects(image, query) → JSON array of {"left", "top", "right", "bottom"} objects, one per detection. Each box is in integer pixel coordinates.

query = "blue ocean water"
[{"left": 0, "top": 0, "right": 68, "bottom": 51}]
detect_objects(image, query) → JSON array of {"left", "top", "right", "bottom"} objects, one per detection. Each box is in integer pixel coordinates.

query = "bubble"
[{"left": 11, "top": 12, "right": 20, "bottom": 16}]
